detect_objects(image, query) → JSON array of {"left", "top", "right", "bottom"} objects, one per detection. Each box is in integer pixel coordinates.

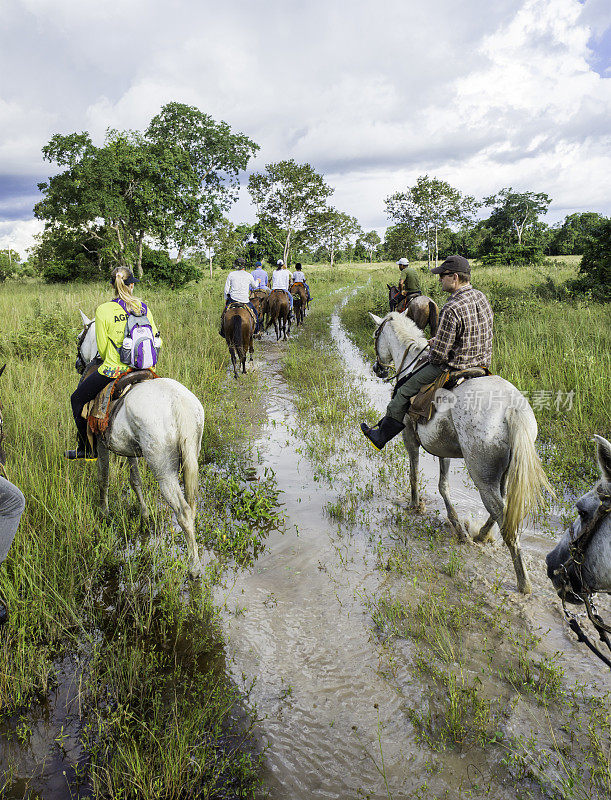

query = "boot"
[
  {"left": 65, "top": 439, "right": 97, "bottom": 461},
  {"left": 0, "top": 599, "right": 7, "bottom": 627},
  {"left": 360, "top": 416, "right": 405, "bottom": 450}
]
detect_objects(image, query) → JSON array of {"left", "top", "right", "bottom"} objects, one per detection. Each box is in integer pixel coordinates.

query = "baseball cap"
[
  {"left": 397, "top": 258, "right": 409, "bottom": 266},
  {"left": 277, "top": 259, "right": 284, "bottom": 265},
  {"left": 430, "top": 255, "right": 471, "bottom": 275}
]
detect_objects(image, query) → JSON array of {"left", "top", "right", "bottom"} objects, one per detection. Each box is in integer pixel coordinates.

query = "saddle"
[
  {"left": 225, "top": 301, "right": 257, "bottom": 325},
  {"left": 396, "top": 291, "right": 421, "bottom": 313},
  {"left": 408, "top": 367, "right": 491, "bottom": 426},
  {"left": 82, "top": 367, "right": 158, "bottom": 444}
]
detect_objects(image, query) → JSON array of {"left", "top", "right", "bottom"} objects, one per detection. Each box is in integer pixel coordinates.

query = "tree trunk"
[
  {"left": 176, "top": 246, "right": 184, "bottom": 262},
  {"left": 209, "top": 250, "right": 213, "bottom": 279},
  {"left": 435, "top": 225, "right": 438, "bottom": 268},
  {"left": 136, "top": 232, "right": 144, "bottom": 279},
  {"left": 284, "top": 229, "right": 292, "bottom": 265}
]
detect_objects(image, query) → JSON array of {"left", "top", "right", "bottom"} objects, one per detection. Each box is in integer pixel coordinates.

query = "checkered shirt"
[{"left": 428, "top": 285, "right": 493, "bottom": 370}]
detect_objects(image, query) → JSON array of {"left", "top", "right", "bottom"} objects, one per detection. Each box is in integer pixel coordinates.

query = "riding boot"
[
  {"left": 360, "top": 416, "right": 405, "bottom": 450},
  {"left": 65, "top": 433, "right": 97, "bottom": 461}
]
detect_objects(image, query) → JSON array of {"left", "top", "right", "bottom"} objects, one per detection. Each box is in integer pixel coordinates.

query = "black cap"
[
  {"left": 234, "top": 257, "right": 247, "bottom": 268},
  {"left": 430, "top": 255, "right": 470, "bottom": 275},
  {"left": 110, "top": 269, "right": 138, "bottom": 286}
]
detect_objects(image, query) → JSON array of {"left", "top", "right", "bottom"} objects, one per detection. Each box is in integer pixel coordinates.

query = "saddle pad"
[
  {"left": 84, "top": 369, "right": 158, "bottom": 435},
  {"left": 408, "top": 367, "right": 491, "bottom": 426},
  {"left": 226, "top": 302, "right": 257, "bottom": 325}
]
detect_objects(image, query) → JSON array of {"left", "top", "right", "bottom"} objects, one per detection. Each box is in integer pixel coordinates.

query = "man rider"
[
  {"left": 291, "top": 263, "right": 312, "bottom": 302},
  {"left": 397, "top": 257, "right": 421, "bottom": 303},
  {"left": 361, "top": 255, "right": 493, "bottom": 449},
  {"left": 271, "top": 259, "right": 294, "bottom": 317},
  {"left": 220, "top": 257, "right": 259, "bottom": 335},
  {"left": 251, "top": 261, "right": 269, "bottom": 290}
]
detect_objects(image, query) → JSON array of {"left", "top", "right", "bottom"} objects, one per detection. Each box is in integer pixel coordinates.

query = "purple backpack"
[{"left": 114, "top": 299, "right": 158, "bottom": 370}]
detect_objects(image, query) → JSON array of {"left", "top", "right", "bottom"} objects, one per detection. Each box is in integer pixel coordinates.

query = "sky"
[{"left": 0, "top": 0, "right": 609, "bottom": 257}]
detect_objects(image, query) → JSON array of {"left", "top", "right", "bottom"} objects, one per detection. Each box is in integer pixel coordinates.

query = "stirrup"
[{"left": 65, "top": 448, "right": 97, "bottom": 461}]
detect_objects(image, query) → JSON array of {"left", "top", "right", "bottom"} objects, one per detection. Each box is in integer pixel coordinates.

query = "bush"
[
  {"left": 140, "top": 247, "right": 202, "bottom": 288},
  {"left": 570, "top": 218, "right": 611, "bottom": 301},
  {"left": 479, "top": 244, "right": 544, "bottom": 267}
]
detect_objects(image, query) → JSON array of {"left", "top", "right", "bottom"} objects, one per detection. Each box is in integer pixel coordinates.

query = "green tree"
[
  {"left": 548, "top": 212, "right": 606, "bottom": 255},
  {"left": 0, "top": 249, "right": 19, "bottom": 281},
  {"left": 305, "top": 208, "right": 361, "bottom": 267},
  {"left": 248, "top": 159, "right": 333, "bottom": 265},
  {"left": 382, "top": 223, "right": 420, "bottom": 261},
  {"left": 574, "top": 217, "right": 611, "bottom": 299},
  {"left": 361, "top": 230, "right": 381, "bottom": 262},
  {"left": 385, "top": 175, "right": 477, "bottom": 268},
  {"left": 482, "top": 187, "right": 551, "bottom": 246}
]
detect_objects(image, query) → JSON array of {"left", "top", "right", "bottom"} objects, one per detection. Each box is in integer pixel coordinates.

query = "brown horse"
[
  {"left": 387, "top": 285, "right": 439, "bottom": 336},
  {"left": 223, "top": 304, "right": 256, "bottom": 378},
  {"left": 250, "top": 289, "right": 269, "bottom": 338},
  {"left": 266, "top": 289, "right": 291, "bottom": 341},
  {"left": 290, "top": 282, "right": 307, "bottom": 326}
]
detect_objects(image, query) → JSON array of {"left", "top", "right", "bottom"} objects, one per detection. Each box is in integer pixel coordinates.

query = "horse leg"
[
  {"left": 97, "top": 441, "right": 110, "bottom": 519},
  {"left": 128, "top": 456, "right": 149, "bottom": 524},
  {"left": 274, "top": 319, "right": 279, "bottom": 340},
  {"left": 439, "top": 457, "right": 468, "bottom": 541},
  {"left": 153, "top": 470, "right": 204, "bottom": 578},
  {"left": 474, "top": 515, "right": 495, "bottom": 543},
  {"left": 401, "top": 422, "right": 425, "bottom": 512},
  {"left": 229, "top": 346, "right": 238, "bottom": 379}
]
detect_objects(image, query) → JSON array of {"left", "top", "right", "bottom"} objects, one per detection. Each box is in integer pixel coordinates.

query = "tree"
[
  {"left": 248, "top": 159, "right": 333, "bottom": 264},
  {"left": 361, "top": 230, "right": 381, "bottom": 263},
  {"left": 574, "top": 217, "right": 611, "bottom": 299},
  {"left": 0, "top": 249, "right": 19, "bottom": 281},
  {"left": 482, "top": 187, "right": 551, "bottom": 246},
  {"left": 385, "top": 175, "right": 477, "bottom": 268},
  {"left": 305, "top": 208, "right": 361, "bottom": 267},
  {"left": 382, "top": 223, "right": 420, "bottom": 261},
  {"left": 548, "top": 212, "right": 606, "bottom": 255},
  {"left": 35, "top": 103, "right": 258, "bottom": 279}
]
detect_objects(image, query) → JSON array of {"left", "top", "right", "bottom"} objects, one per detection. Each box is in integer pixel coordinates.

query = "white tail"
[{"left": 503, "top": 407, "right": 554, "bottom": 544}]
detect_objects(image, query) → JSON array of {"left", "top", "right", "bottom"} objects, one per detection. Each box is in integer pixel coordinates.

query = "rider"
[
  {"left": 397, "top": 257, "right": 421, "bottom": 303},
  {"left": 251, "top": 261, "right": 269, "bottom": 290},
  {"left": 66, "top": 267, "right": 162, "bottom": 461},
  {"left": 271, "top": 259, "right": 294, "bottom": 317},
  {"left": 221, "top": 257, "right": 259, "bottom": 334},
  {"left": 361, "top": 255, "right": 493, "bottom": 449},
  {"left": 291, "top": 263, "right": 312, "bottom": 302}
]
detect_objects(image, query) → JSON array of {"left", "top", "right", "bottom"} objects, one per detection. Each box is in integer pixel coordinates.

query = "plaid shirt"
[{"left": 428, "top": 285, "right": 493, "bottom": 370}]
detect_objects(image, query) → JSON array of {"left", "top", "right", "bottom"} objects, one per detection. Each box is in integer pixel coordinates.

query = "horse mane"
[{"left": 387, "top": 312, "right": 428, "bottom": 350}]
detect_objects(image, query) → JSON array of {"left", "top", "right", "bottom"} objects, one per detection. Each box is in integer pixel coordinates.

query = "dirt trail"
[{"left": 219, "top": 297, "right": 609, "bottom": 799}]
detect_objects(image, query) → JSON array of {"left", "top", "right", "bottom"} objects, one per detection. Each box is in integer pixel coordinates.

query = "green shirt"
[
  {"left": 400, "top": 266, "right": 421, "bottom": 294},
  {"left": 95, "top": 300, "right": 161, "bottom": 377}
]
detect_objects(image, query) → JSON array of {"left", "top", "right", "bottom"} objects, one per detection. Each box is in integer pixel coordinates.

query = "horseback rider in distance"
[
  {"left": 271, "top": 259, "right": 294, "bottom": 318},
  {"left": 220, "top": 257, "right": 260, "bottom": 335},
  {"left": 291, "top": 263, "right": 312, "bottom": 302},
  {"left": 66, "top": 267, "right": 162, "bottom": 461},
  {"left": 251, "top": 261, "right": 269, "bottom": 291},
  {"left": 397, "top": 257, "right": 421, "bottom": 306},
  {"left": 361, "top": 255, "right": 493, "bottom": 449}
]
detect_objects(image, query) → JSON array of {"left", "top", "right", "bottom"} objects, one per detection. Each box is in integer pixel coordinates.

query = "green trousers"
[{"left": 386, "top": 363, "right": 445, "bottom": 422}]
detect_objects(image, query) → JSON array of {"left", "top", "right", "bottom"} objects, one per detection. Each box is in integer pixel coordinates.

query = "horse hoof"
[
  {"left": 189, "top": 562, "right": 206, "bottom": 580},
  {"left": 416, "top": 501, "right": 426, "bottom": 513}
]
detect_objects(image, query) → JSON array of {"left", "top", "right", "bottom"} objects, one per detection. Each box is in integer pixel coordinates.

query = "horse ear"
[
  {"left": 0, "top": 364, "right": 5, "bottom": 379},
  {"left": 79, "top": 310, "right": 91, "bottom": 327},
  {"left": 369, "top": 313, "right": 383, "bottom": 326},
  {"left": 593, "top": 435, "right": 611, "bottom": 483}
]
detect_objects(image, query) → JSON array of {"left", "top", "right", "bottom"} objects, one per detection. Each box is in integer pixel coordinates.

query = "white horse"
[
  {"left": 77, "top": 311, "right": 207, "bottom": 578},
  {"left": 547, "top": 435, "right": 611, "bottom": 599},
  {"left": 369, "top": 311, "right": 553, "bottom": 594}
]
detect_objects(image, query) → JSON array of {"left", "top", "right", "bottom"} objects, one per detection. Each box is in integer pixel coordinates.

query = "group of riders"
[
  {"left": 220, "top": 257, "right": 312, "bottom": 336},
  {"left": 0, "top": 252, "right": 490, "bottom": 627}
]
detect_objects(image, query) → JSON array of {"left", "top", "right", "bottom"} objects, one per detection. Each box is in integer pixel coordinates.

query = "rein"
[
  {"left": 373, "top": 319, "right": 429, "bottom": 385},
  {"left": 554, "top": 489, "right": 611, "bottom": 670}
]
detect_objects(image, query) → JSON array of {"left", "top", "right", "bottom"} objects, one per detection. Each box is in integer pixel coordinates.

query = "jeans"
[
  {"left": 0, "top": 477, "right": 25, "bottom": 564},
  {"left": 386, "top": 363, "right": 445, "bottom": 422}
]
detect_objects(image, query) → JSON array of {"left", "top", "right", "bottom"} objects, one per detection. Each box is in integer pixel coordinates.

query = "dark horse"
[
  {"left": 291, "top": 282, "right": 307, "bottom": 326},
  {"left": 266, "top": 289, "right": 291, "bottom": 341},
  {"left": 387, "top": 284, "right": 439, "bottom": 336},
  {"left": 250, "top": 289, "right": 269, "bottom": 338},
  {"left": 223, "top": 304, "right": 256, "bottom": 378}
]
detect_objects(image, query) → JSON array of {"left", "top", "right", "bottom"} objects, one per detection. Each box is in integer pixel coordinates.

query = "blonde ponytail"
[{"left": 111, "top": 268, "right": 143, "bottom": 315}]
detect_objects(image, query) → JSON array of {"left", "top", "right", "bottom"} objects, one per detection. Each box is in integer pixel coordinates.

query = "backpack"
[{"left": 114, "top": 299, "right": 159, "bottom": 370}]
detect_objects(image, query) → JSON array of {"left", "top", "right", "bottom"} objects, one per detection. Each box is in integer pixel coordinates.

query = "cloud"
[{"left": 0, "top": 0, "right": 609, "bottom": 255}]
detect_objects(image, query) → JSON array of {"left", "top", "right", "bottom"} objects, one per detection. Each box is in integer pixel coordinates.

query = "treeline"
[{"left": 6, "top": 101, "right": 609, "bottom": 297}]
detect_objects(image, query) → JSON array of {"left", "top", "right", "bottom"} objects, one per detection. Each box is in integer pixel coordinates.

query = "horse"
[
  {"left": 369, "top": 311, "right": 552, "bottom": 594},
  {"left": 76, "top": 312, "right": 207, "bottom": 578},
  {"left": 291, "top": 282, "right": 307, "bottom": 326},
  {"left": 387, "top": 285, "right": 439, "bottom": 336},
  {"left": 223, "top": 304, "right": 256, "bottom": 377},
  {"left": 250, "top": 288, "right": 269, "bottom": 339},
  {"left": 266, "top": 289, "right": 291, "bottom": 341},
  {"left": 546, "top": 436, "right": 611, "bottom": 667}
]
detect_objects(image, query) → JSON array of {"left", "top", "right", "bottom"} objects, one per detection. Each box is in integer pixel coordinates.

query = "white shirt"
[
  {"left": 271, "top": 269, "right": 292, "bottom": 291},
  {"left": 293, "top": 270, "right": 306, "bottom": 283},
  {"left": 224, "top": 270, "right": 257, "bottom": 303}
]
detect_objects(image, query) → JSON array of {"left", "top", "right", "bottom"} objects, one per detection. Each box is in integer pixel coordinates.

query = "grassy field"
[
  {"left": 339, "top": 256, "right": 610, "bottom": 494},
  {"left": 0, "top": 276, "right": 282, "bottom": 797}
]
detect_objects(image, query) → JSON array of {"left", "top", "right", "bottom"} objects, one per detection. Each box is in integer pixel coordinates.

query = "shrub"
[
  {"left": 570, "top": 218, "right": 611, "bottom": 301},
  {"left": 140, "top": 247, "right": 202, "bottom": 288}
]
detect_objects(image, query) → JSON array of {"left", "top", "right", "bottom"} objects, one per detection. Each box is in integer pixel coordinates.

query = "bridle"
[
  {"left": 75, "top": 320, "right": 95, "bottom": 374},
  {"left": 373, "top": 318, "right": 429, "bottom": 384},
  {"left": 553, "top": 487, "right": 611, "bottom": 669}
]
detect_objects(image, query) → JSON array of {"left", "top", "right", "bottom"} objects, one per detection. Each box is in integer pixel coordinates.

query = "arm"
[
  {"left": 428, "top": 309, "right": 458, "bottom": 365},
  {"left": 94, "top": 308, "right": 110, "bottom": 360},
  {"left": 224, "top": 274, "right": 231, "bottom": 300}
]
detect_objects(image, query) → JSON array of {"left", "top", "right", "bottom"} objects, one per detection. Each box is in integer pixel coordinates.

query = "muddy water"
[{"left": 220, "top": 298, "right": 609, "bottom": 799}]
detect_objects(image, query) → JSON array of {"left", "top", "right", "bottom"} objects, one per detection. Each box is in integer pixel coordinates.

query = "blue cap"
[{"left": 255, "top": 261, "right": 262, "bottom": 266}]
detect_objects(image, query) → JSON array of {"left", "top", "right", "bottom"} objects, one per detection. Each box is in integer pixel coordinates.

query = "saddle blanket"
[
  {"left": 408, "top": 368, "right": 491, "bottom": 426},
  {"left": 226, "top": 302, "right": 257, "bottom": 325},
  {"left": 83, "top": 369, "right": 158, "bottom": 438}
]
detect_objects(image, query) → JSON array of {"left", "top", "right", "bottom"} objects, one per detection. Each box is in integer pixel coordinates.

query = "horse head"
[
  {"left": 546, "top": 435, "right": 611, "bottom": 602},
  {"left": 76, "top": 311, "right": 98, "bottom": 372},
  {"left": 369, "top": 312, "right": 392, "bottom": 378},
  {"left": 387, "top": 285, "right": 400, "bottom": 312}
]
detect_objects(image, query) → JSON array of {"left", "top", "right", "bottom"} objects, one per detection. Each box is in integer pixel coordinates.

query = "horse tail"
[
  {"left": 428, "top": 301, "right": 439, "bottom": 336},
  {"left": 179, "top": 406, "right": 203, "bottom": 516},
  {"left": 503, "top": 407, "right": 554, "bottom": 544},
  {"left": 233, "top": 314, "right": 242, "bottom": 352}
]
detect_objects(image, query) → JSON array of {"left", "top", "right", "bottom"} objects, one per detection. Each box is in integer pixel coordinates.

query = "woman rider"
[{"left": 65, "top": 267, "right": 161, "bottom": 461}]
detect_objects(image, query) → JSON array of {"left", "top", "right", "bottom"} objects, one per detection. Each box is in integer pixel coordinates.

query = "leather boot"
[{"left": 360, "top": 416, "right": 405, "bottom": 450}]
